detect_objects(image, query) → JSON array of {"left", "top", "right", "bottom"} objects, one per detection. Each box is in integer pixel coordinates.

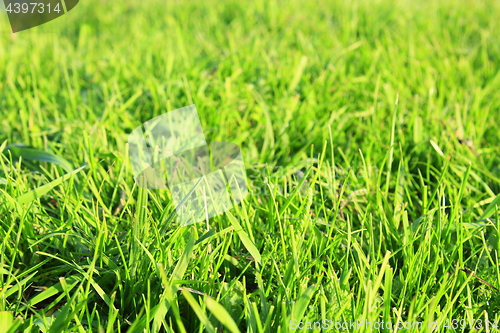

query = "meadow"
[{"left": 1, "top": 0, "right": 500, "bottom": 331}]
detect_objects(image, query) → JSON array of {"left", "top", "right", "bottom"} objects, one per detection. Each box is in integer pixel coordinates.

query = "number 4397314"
[{"left": 6, "top": 2, "right": 62, "bottom": 14}]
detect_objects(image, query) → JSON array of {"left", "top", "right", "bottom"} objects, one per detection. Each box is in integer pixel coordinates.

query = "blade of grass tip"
[
  {"left": 205, "top": 296, "right": 241, "bottom": 333},
  {"left": 225, "top": 210, "right": 261, "bottom": 264},
  {"left": 393, "top": 160, "right": 405, "bottom": 229},
  {"left": 131, "top": 184, "right": 149, "bottom": 276},
  {"left": 48, "top": 296, "right": 86, "bottom": 333},
  {"left": 118, "top": 89, "right": 143, "bottom": 113},
  {"left": 27, "top": 275, "right": 81, "bottom": 307},
  {"left": 171, "top": 232, "right": 196, "bottom": 284},
  {"left": 159, "top": 177, "right": 203, "bottom": 231},
  {"left": 1, "top": 258, "right": 50, "bottom": 298},
  {"left": 479, "top": 193, "right": 500, "bottom": 221},
  {"left": 450, "top": 162, "right": 471, "bottom": 223},
  {"left": 370, "top": 251, "right": 391, "bottom": 301},
  {"left": 17, "top": 165, "right": 86, "bottom": 205},
  {"left": 383, "top": 265, "right": 393, "bottom": 325},
  {"left": 278, "top": 166, "right": 313, "bottom": 216},
  {"left": 385, "top": 94, "right": 398, "bottom": 195},
  {"left": 429, "top": 140, "right": 445, "bottom": 157},
  {"left": 58, "top": 277, "right": 86, "bottom": 333},
  {"left": 250, "top": 301, "right": 265, "bottom": 333},
  {"left": 81, "top": 269, "right": 114, "bottom": 309},
  {"left": 288, "top": 55, "right": 308, "bottom": 93},
  {"left": 152, "top": 234, "right": 196, "bottom": 331},
  {"left": 0, "top": 311, "right": 22, "bottom": 333},
  {"left": 106, "top": 292, "right": 120, "bottom": 333},
  {"left": 181, "top": 289, "right": 216, "bottom": 333},
  {"left": 0, "top": 312, "right": 13, "bottom": 329},
  {"left": 0, "top": 140, "right": 7, "bottom": 154},
  {"left": 251, "top": 89, "right": 275, "bottom": 159},
  {"left": 3, "top": 271, "right": 38, "bottom": 299},
  {"left": 426, "top": 158, "right": 450, "bottom": 213},
  {"left": 135, "top": 236, "right": 188, "bottom": 333},
  {"left": 262, "top": 304, "right": 275, "bottom": 332},
  {"left": 291, "top": 285, "right": 316, "bottom": 322},
  {"left": 195, "top": 229, "right": 216, "bottom": 245}
]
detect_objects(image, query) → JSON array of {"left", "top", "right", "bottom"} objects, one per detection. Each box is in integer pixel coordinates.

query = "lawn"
[{"left": 1, "top": 0, "right": 500, "bottom": 331}]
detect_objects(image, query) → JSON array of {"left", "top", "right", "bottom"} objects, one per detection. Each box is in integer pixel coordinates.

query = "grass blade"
[
  {"left": 205, "top": 296, "right": 241, "bottom": 333},
  {"left": 12, "top": 165, "right": 86, "bottom": 207},
  {"left": 5, "top": 145, "right": 73, "bottom": 173}
]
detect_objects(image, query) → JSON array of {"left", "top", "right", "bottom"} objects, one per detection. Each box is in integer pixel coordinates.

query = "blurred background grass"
[{"left": 2, "top": 0, "right": 500, "bottom": 169}]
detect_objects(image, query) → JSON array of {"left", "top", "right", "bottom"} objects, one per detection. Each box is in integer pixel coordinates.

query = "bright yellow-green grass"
[{"left": 2, "top": 0, "right": 500, "bottom": 332}]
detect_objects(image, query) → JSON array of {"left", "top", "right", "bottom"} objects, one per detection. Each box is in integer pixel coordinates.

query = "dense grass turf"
[{"left": 2, "top": 0, "right": 500, "bottom": 331}]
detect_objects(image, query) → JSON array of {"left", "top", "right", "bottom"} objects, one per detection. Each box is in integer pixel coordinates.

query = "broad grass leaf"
[
  {"left": 182, "top": 290, "right": 216, "bottom": 333},
  {"left": 13, "top": 165, "right": 87, "bottom": 207},
  {"left": 479, "top": 193, "right": 500, "bottom": 221},
  {"left": 225, "top": 210, "right": 261, "bottom": 264},
  {"left": 205, "top": 296, "right": 241, "bottom": 333},
  {"left": 0, "top": 311, "right": 22, "bottom": 333},
  {"left": 27, "top": 275, "right": 81, "bottom": 307},
  {"left": 6, "top": 145, "right": 73, "bottom": 173},
  {"left": 291, "top": 285, "right": 316, "bottom": 322}
]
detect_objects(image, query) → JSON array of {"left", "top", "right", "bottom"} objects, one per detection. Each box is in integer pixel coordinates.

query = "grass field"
[{"left": 2, "top": 0, "right": 500, "bottom": 331}]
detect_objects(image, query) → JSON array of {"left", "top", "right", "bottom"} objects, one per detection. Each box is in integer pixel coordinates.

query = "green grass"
[{"left": 1, "top": 0, "right": 500, "bottom": 331}]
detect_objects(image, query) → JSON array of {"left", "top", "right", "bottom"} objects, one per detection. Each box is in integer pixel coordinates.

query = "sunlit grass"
[{"left": 1, "top": 0, "right": 500, "bottom": 331}]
